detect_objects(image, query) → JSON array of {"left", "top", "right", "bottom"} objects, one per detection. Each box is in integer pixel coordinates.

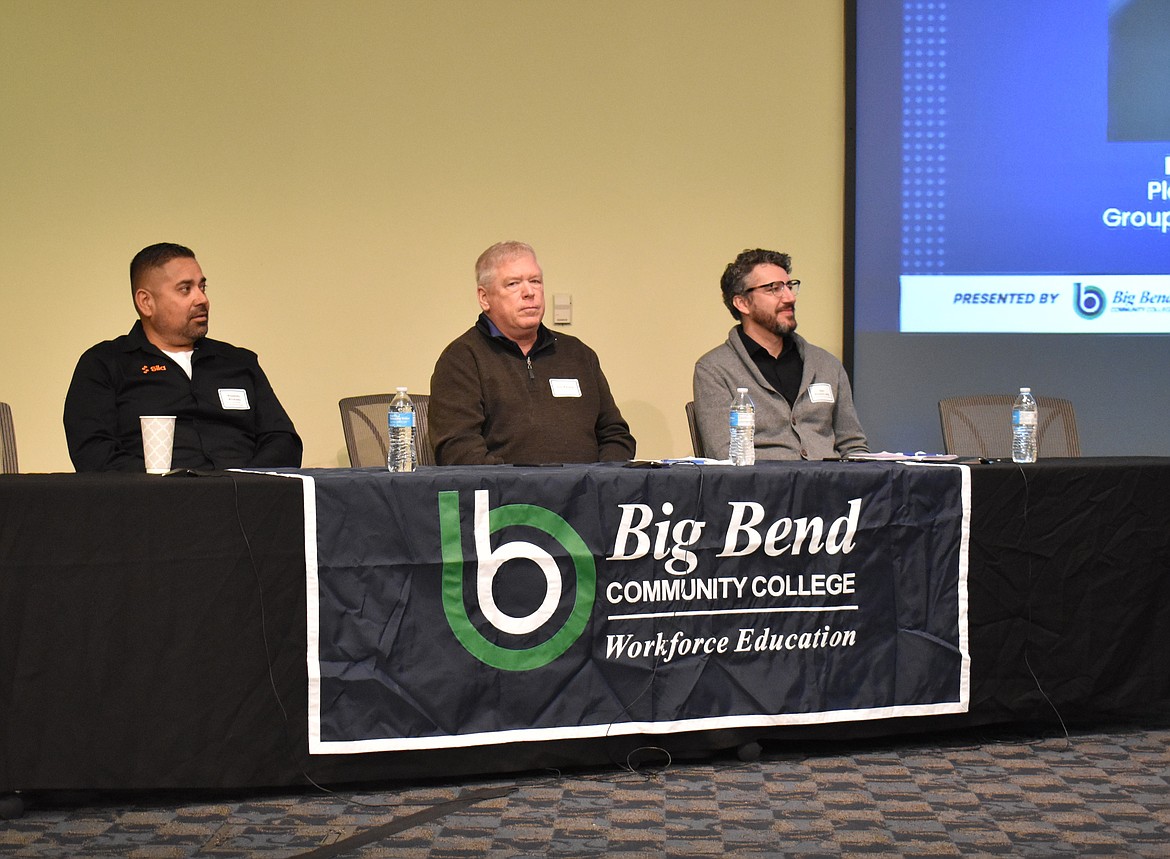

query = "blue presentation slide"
[{"left": 862, "top": 1, "right": 1170, "bottom": 334}]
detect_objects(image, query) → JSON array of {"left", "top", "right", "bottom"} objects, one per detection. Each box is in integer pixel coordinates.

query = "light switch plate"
[{"left": 553, "top": 293, "right": 572, "bottom": 324}]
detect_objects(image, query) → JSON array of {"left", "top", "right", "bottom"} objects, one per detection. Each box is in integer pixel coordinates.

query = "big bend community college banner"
[{"left": 281, "top": 461, "right": 970, "bottom": 754}]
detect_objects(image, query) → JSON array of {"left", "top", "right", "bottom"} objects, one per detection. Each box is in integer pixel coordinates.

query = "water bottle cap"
[
  {"left": 1020, "top": 386, "right": 1031, "bottom": 393},
  {"left": 736, "top": 387, "right": 748, "bottom": 393},
  {"left": 396, "top": 386, "right": 408, "bottom": 393}
]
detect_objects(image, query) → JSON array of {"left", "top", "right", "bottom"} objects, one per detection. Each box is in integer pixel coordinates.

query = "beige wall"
[{"left": 0, "top": 0, "right": 845, "bottom": 472}]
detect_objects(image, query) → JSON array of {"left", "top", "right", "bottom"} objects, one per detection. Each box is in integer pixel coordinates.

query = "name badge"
[
  {"left": 807, "top": 383, "right": 835, "bottom": 404},
  {"left": 219, "top": 388, "right": 251, "bottom": 410},
  {"left": 549, "top": 378, "right": 582, "bottom": 398}
]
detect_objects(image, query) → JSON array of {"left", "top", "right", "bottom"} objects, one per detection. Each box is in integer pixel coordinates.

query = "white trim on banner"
[
  {"left": 248, "top": 471, "right": 323, "bottom": 753},
  {"left": 310, "top": 698, "right": 972, "bottom": 754},
  {"left": 906, "top": 460, "right": 972, "bottom": 711},
  {"left": 281, "top": 462, "right": 972, "bottom": 756}
]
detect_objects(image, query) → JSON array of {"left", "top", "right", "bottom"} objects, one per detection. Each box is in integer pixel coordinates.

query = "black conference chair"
[
  {"left": 338, "top": 393, "right": 433, "bottom": 467},
  {"left": 684, "top": 401, "right": 706, "bottom": 458},
  {"left": 0, "top": 402, "right": 17, "bottom": 474},
  {"left": 938, "top": 394, "right": 1080, "bottom": 459}
]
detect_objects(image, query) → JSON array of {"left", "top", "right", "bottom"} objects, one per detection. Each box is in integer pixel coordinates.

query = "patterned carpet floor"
[{"left": 2, "top": 721, "right": 1169, "bottom": 858}]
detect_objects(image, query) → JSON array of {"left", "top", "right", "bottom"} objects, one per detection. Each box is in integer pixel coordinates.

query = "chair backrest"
[
  {"left": 0, "top": 402, "right": 16, "bottom": 474},
  {"left": 938, "top": 394, "right": 1081, "bottom": 458},
  {"left": 338, "top": 393, "right": 433, "bottom": 467},
  {"left": 684, "top": 401, "right": 706, "bottom": 458}
]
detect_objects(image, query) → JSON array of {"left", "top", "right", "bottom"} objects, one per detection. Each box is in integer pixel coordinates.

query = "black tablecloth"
[{"left": 1, "top": 459, "right": 1168, "bottom": 791}]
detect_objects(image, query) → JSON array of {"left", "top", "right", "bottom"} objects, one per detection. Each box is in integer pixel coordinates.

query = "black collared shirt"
[
  {"left": 737, "top": 326, "right": 803, "bottom": 407},
  {"left": 63, "top": 320, "right": 302, "bottom": 472}
]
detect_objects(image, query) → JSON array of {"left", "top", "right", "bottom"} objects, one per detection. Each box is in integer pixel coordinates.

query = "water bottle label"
[
  {"left": 1012, "top": 409, "right": 1037, "bottom": 427},
  {"left": 388, "top": 413, "right": 415, "bottom": 428},
  {"left": 730, "top": 412, "right": 755, "bottom": 428}
]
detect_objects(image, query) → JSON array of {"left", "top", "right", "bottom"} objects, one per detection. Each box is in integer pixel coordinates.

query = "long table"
[{"left": 1, "top": 459, "right": 1169, "bottom": 791}]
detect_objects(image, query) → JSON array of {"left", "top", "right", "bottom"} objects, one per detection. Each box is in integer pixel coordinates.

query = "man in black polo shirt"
[{"left": 64, "top": 243, "right": 302, "bottom": 472}]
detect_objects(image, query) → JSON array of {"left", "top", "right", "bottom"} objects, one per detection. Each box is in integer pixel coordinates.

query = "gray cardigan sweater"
[{"left": 692, "top": 327, "right": 868, "bottom": 460}]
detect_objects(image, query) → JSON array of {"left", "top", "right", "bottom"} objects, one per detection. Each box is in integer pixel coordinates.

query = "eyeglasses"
[{"left": 742, "top": 279, "right": 801, "bottom": 297}]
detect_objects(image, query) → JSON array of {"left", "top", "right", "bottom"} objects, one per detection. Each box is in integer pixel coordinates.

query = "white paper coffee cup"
[{"left": 140, "top": 415, "right": 177, "bottom": 474}]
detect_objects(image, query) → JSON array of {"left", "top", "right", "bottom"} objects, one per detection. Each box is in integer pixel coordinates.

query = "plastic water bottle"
[
  {"left": 387, "top": 387, "right": 416, "bottom": 472},
  {"left": 729, "top": 387, "right": 756, "bottom": 466},
  {"left": 1011, "top": 386, "right": 1038, "bottom": 463}
]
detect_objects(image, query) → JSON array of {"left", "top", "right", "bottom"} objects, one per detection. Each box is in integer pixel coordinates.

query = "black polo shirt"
[{"left": 737, "top": 327, "right": 803, "bottom": 407}]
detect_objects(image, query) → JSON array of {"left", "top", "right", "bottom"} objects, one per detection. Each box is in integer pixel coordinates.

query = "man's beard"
[
  {"left": 182, "top": 316, "right": 209, "bottom": 343},
  {"left": 747, "top": 303, "right": 797, "bottom": 338}
]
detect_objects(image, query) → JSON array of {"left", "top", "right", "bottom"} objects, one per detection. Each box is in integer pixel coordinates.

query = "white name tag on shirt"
[
  {"left": 219, "top": 388, "right": 251, "bottom": 410},
  {"left": 549, "top": 378, "right": 582, "bottom": 398},
  {"left": 807, "top": 383, "right": 835, "bottom": 404}
]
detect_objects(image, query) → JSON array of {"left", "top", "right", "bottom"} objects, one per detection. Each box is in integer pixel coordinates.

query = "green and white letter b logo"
[{"left": 438, "top": 489, "right": 595, "bottom": 671}]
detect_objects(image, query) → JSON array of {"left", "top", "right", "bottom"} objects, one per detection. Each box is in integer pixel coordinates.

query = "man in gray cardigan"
[{"left": 692, "top": 248, "right": 868, "bottom": 461}]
